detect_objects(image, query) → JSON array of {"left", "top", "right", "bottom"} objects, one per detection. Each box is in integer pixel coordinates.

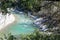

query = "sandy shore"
[{"left": 0, "top": 13, "right": 16, "bottom": 31}]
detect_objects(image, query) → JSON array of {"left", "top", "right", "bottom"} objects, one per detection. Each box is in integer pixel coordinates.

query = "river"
[{"left": 1, "top": 11, "right": 38, "bottom": 35}]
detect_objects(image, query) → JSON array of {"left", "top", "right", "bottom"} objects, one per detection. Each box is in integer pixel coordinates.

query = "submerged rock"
[{"left": 34, "top": 17, "right": 48, "bottom": 31}]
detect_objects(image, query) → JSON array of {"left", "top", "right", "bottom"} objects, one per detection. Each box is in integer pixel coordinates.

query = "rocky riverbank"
[{"left": 0, "top": 12, "right": 15, "bottom": 30}]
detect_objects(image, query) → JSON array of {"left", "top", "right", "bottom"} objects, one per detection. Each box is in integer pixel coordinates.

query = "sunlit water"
[{"left": 2, "top": 13, "right": 37, "bottom": 35}]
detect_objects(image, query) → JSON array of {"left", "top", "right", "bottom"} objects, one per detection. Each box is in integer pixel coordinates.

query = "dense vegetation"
[
  {"left": 0, "top": 0, "right": 16, "bottom": 15},
  {"left": 21, "top": 30, "right": 60, "bottom": 40},
  {"left": 16, "top": 0, "right": 41, "bottom": 12},
  {"left": 0, "top": 30, "right": 60, "bottom": 40}
]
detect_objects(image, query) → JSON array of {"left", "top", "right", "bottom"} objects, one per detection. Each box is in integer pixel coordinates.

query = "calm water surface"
[{"left": 2, "top": 13, "right": 37, "bottom": 35}]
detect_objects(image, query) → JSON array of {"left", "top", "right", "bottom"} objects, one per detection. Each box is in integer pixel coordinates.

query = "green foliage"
[
  {"left": 0, "top": 30, "right": 60, "bottom": 40},
  {"left": 7, "top": 35, "right": 14, "bottom": 40},
  {"left": 17, "top": 0, "right": 42, "bottom": 12},
  {"left": 0, "top": 0, "right": 15, "bottom": 15},
  {"left": 21, "top": 30, "right": 60, "bottom": 40}
]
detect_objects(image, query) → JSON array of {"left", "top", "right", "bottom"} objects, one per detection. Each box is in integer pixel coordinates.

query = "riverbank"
[{"left": 0, "top": 13, "right": 15, "bottom": 31}]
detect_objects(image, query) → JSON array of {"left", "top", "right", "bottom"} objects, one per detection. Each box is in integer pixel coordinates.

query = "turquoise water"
[{"left": 3, "top": 13, "right": 37, "bottom": 35}]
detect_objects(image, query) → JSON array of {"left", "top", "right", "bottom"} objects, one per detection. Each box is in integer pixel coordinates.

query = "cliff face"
[{"left": 32, "top": 1, "right": 60, "bottom": 33}]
